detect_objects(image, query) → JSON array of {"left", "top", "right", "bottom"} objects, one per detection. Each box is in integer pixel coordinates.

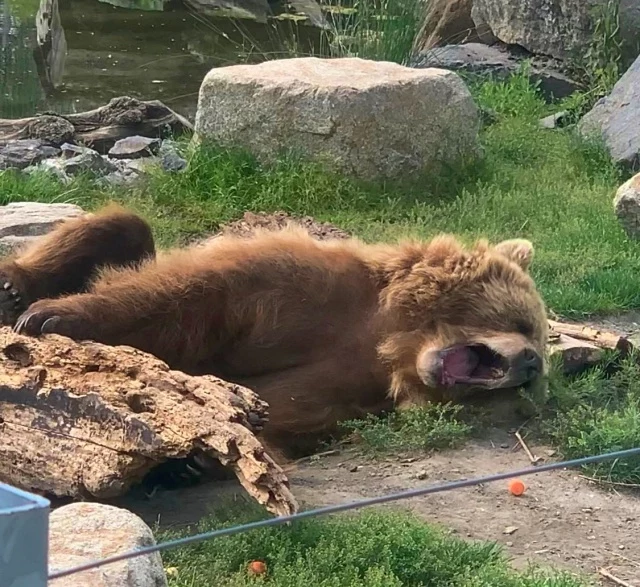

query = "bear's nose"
[{"left": 517, "top": 347, "right": 542, "bottom": 381}]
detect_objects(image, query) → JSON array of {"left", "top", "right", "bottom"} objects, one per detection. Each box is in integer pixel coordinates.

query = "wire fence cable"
[{"left": 47, "top": 445, "right": 640, "bottom": 580}]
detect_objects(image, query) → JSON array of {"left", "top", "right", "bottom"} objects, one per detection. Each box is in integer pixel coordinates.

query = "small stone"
[
  {"left": 0, "top": 139, "right": 60, "bottom": 170},
  {"left": 614, "top": 172, "right": 640, "bottom": 239},
  {"left": 415, "top": 470, "right": 428, "bottom": 480},
  {"left": 539, "top": 111, "right": 570, "bottom": 129},
  {"left": 108, "top": 136, "right": 161, "bottom": 159},
  {"left": 60, "top": 142, "right": 98, "bottom": 159},
  {"left": 63, "top": 151, "right": 117, "bottom": 176},
  {"left": 159, "top": 141, "right": 188, "bottom": 172},
  {"left": 349, "top": 465, "right": 361, "bottom": 473},
  {"left": 48, "top": 502, "right": 168, "bottom": 587},
  {"left": 25, "top": 158, "right": 70, "bottom": 183},
  {"left": 503, "top": 526, "right": 518, "bottom": 535},
  {"left": 506, "top": 541, "right": 514, "bottom": 547}
]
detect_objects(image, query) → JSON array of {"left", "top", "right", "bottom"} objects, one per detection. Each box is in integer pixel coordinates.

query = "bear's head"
[{"left": 376, "top": 235, "right": 548, "bottom": 410}]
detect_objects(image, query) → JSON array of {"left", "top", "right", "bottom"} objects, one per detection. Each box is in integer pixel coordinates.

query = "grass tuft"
[{"left": 341, "top": 404, "right": 473, "bottom": 454}]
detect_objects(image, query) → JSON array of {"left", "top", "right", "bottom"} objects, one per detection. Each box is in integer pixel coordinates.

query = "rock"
[
  {"left": 0, "top": 202, "right": 85, "bottom": 256},
  {"left": 158, "top": 140, "right": 187, "bottom": 172},
  {"left": 0, "top": 139, "right": 60, "bottom": 170},
  {"left": 60, "top": 142, "right": 97, "bottom": 158},
  {"left": 579, "top": 56, "right": 640, "bottom": 169},
  {"left": 98, "top": 157, "right": 160, "bottom": 187},
  {"left": 286, "top": 0, "right": 327, "bottom": 29},
  {"left": 539, "top": 111, "right": 570, "bottom": 129},
  {"left": 613, "top": 173, "right": 640, "bottom": 238},
  {"left": 411, "top": 43, "right": 581, "bottom": 101},
  {"left": 414, "top": 0, "right": 481, "bottom": 51},
  {"left": 62, "top": 151, "right": 118, "bottom": 176},
  {"left": 471, "top": 0, "right": 640, "bottom": 62},
  {"left": 48, "top": 503, "right": 167, "bottom": 587},
  {"left": 25, "top": 157, "right": 71, "bottom": 183},
  {"left": 412, "top": 43, "right": 514, "bottom": 76},
  {"left": 108, "top": 136, "right": 162, "bottom": 159},
  {"left": 195, "top": 57, "right": 480, "bottom": 181},
  {"left": 182, "top": 0, "right": 270, "bottom": 21}
]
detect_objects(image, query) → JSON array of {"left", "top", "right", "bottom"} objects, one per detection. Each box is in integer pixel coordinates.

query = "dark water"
[{"left": 0, "top": 0, "right": 329, "bottom": 121}]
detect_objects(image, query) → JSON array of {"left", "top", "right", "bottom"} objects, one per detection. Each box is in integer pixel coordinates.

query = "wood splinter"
[{"left": 598, "top": 567, "right": 637, "bottom": 587}]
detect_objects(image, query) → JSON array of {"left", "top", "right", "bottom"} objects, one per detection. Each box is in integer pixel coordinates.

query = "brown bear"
[{"left": 0, "top": 204, "right": 548, "bottom": 456}]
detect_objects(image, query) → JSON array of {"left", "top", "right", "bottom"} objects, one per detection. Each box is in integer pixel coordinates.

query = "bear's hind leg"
[{"left": 0, "top": 205, "right": 155, "bottom": 326}]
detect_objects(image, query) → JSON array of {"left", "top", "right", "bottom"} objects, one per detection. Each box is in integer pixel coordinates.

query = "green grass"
[
  {"left": 159, "top": 501, "right": 589, "bottom": 587},
  {"left": 543, "top": 352, "right": 640, "bottom": 484},
  {"left": 341, "top": 403, "right": 473, "bottom": 454}
]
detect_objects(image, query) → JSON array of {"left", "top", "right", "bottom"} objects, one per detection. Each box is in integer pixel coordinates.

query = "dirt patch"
[
  {"left": 213, "top": 211, "right": 352, "bottom": 241},
  {"left": 119, "top": 428, "right": 639, "bottom": 586}
]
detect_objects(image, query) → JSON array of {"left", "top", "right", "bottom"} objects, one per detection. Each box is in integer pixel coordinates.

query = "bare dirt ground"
[{"left": 119, "top": 425, "right": 640, "bottom": 587}]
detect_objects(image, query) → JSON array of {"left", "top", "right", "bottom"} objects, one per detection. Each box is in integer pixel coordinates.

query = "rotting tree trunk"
[
  {"left": 0, "top": 96, "right": 193, "bottom": 153},
  {"left": 0, "top": 327, "right": 297, "bottom": 517}
]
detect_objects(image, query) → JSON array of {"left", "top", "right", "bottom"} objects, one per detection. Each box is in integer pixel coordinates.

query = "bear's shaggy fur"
[{"left": 0, "top": 204, "right": 548, "bottom": 456}]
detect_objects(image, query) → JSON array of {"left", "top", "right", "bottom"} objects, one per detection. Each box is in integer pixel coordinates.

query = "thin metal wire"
[{"left": 48, "top": 445, "right": 640, "bottom": 581}]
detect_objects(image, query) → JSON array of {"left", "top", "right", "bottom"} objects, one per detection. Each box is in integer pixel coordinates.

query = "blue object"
[{"left": 0, "top": 482, "right": 50, "bottom": 587}]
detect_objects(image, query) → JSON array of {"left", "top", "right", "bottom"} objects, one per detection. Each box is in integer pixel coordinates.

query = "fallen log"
[
  {"left": 0, "top": 96, "right": 193, "bottom": 154},
  {"left": 548, "top": 319, "right": 632, "bottom": 353},
  {"left": 0, "top": 327, "right": 297, "bottom": 517}
]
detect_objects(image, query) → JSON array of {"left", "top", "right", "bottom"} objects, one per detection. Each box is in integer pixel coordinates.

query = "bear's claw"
[{"left": 0, "top": 277, "right": 25, "bottom": 326}]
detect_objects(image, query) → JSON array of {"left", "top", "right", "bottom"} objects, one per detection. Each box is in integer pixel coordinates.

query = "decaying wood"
[
  {"left": 547, "top": 319, "right": 634, "bottom": 374},
  {"left": 0, "top": 327, "right": 297, "bottom": 517},
  {"left": 0, "top": 97, "right": 193, "bottom": 153},
  {"left": 547, "top": 331, "right": 604, "bottom": 374},
  {"left": 548, "top": 319, "right": 632, "bottom": 354}
]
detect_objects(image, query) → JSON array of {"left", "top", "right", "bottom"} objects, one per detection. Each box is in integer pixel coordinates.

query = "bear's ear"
[{"left": 494, "top": 239, "right": 534, "bottom": 271}]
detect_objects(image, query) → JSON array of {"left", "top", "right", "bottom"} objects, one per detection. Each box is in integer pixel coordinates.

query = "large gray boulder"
[
  {"left": 48, "top": 502, "right": 168, "bottom": 587},
  {"left": 0, "top": 202, "right": 85, "bottom": 256},
  {"left": 194, "top": 57, "right": 480, "bottom": 181},
  {"left": 579, "top": 55, "right": 640, "bottom": 169},
  {"left": 471, "top": 0, "right": 640, "bottom": 61}
]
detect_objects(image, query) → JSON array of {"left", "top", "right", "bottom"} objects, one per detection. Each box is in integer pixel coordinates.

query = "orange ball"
[
  {"left": 508, "top": 479, "right": 526, "bottom": 496},
  {"left": 248, "top": 560, "right": 267, "bottom": 576}
]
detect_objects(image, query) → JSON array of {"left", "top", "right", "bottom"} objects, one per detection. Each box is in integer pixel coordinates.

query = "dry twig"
[
  {"left": 598, "top": 567, "right": 637, "bottom": 587},
  {"left": 514, "top": 431, "right": 542, "bottom": 465}
]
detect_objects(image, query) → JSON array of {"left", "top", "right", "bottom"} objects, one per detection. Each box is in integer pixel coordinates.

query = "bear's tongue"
[{"left": 441, "top": 346, "right": 479, "bottom": 385}]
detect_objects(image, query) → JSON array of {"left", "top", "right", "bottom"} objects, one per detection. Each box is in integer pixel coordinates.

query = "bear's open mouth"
[{"left": 440, "top": 344, "right": 509, "bottom": 387}]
